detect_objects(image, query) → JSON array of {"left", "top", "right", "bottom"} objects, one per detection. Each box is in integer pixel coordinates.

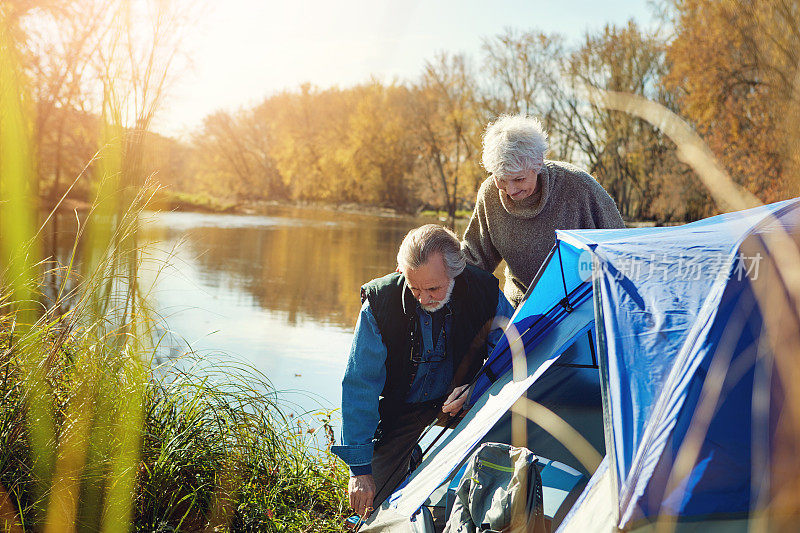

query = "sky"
[{"left": 155, "top": 0, "right": 658, "bottom": 138}]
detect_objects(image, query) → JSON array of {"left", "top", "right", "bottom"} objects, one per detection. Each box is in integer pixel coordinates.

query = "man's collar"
[
  {"left": 400, "top": 277, "right": 416, "bottom": 316},
  {"left": 450, "top": 270, "right": 468, "bottom": 303}
]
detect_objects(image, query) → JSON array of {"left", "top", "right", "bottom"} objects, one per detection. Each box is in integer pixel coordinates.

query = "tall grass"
[
  {"left": 0, "top": 301, "right": 350, "bottom": 531},
  {"left": 1, "top": 12, "right": 349, "bottom": 533}
]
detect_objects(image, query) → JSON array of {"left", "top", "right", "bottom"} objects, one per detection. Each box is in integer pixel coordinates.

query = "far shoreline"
[
  {"left": 45, "top": 192, "right": 678, "bottom": 227},
  {"left": 151, "top": 191, "right": 470, "bottom": 222}
]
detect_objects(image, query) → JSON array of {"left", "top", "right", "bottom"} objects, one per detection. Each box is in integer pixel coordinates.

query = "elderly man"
[
  {"left": 332, "top": 224, "right": 513, "bottom": 518},
  {"left": 463, "top": 114, "right": 625, "bottom": 306}
]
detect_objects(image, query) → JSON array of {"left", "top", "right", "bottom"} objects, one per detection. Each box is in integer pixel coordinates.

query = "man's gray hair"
[
  {"left": 481, "top": 114, "right": 549, "bottom": 179},
  {"left": 397, "top": 224, "right": 466, "bottom": 279}
]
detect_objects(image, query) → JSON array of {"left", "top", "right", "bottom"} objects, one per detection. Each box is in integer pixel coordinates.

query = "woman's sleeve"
[{"left": 462, "top": 191, "right": 502, "bottom": 273}]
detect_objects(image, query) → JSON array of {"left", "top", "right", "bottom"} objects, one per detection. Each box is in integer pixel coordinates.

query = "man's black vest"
[{"left": 360, "top": 265, "right": 500, "bottom": 419}]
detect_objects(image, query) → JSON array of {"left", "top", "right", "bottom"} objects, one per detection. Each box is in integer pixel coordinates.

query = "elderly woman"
[{"left": 462, "top": 115, "right": 625, "bottom": 307}]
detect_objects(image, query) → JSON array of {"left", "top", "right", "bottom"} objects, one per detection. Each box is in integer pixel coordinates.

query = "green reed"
[
  {"left": 0, "top": 14, "right": 348, "bottom": 533},
  {"left": 0, "top": 314, "right": 350, "bottom": 531}
]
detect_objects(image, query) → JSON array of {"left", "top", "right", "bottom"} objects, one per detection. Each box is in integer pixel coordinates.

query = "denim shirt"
[{"left": 331, "top": 293, "right": 514, "bottom": 475}]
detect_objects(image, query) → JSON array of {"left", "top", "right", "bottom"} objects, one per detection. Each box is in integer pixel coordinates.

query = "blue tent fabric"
[
  {"left": 470, "top": 281, "right": 592, "bottom": 402},
  {"left": 470, "top": 237, "right": 593, "bottom": 402},
  {"left": 558, "top": 197, "right": 800, "bottom": 526},
  {"left": 619, "top": 256, "right": 764, "bottom": 524},
  {"left": 482, "top": 329, "right": 605, "bottom": 475}
]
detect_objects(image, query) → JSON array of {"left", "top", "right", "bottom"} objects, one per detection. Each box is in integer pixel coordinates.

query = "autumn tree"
[
  {"left": 28, "top": 1, "right": 116, "bottom": 201},
  {"left": 188, "top": 82, "right": 422, "bottom": 209},
  {"left": 193, "top": 108, "right": 285, "bottom": 201},
  {"left": 266, "top": 85, "right": 355, "bottom": 203},
  {"left": 410, "top": 52, "right": 482, "bottom": 227},
  {"left": 565, "top": 21, "right": 699, "bottom": 220},
  {"left": 478, "top": 28, "right": 578, "bottom": 158},
  {"left": 3, "top": 0, "right": 192, "bottom": 203},
  {"left": 665, "top": 0, "right": 800, "bottom": 204},
  {"left": 3, "top": 1, "right": 109, "bottom": 200},
  {"left": 338, "top": 82, "right": 419, "bottom": 210}
]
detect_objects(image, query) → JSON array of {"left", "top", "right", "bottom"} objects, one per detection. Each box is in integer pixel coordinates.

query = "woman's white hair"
[
  {"left": 481, "top": 114, "right": 549, "bottom": 179},
  {"left": 397, "top": 224, "right": 466, "bottom": 279}
]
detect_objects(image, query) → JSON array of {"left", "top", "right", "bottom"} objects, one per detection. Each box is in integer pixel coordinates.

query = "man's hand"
[
  {"left": 349, "top": 474, "right": 376, "bottom": 518},
  {"left": 442, "top": 384, "right": 471, "bottom": 416}
]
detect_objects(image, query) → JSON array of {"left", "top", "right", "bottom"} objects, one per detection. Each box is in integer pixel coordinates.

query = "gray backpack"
[{"left": 444, "top": 443, "right": 545, "bottom": 533}]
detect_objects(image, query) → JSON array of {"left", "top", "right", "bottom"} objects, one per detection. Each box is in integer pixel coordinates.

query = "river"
[{"left": 132, "top": 206, "right": 468, "bottom": 420}]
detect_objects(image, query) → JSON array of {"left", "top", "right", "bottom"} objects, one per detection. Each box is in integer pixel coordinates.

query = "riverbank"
[
  {"left": 156, "top": 190, "right": 462, "bottom": 221},
  {"left": 0, "top": 315, "right": 350, "bottom": 532},
  {"left": 154, "top": 191, "right": 680, "bottom": 226},
  {"left": 0, "top": 200, "right": 352, "bottom": 531},
  {"left": 46, "top": 191, "right": 679, "bottom": 227}
]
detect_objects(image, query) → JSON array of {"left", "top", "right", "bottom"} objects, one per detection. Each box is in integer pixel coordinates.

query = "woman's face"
[{"left": 492, "top": 166, "right": 541, "bottom": 202}]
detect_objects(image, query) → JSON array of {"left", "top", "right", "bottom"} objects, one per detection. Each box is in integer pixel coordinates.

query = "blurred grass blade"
[
  {"left": 0, "top": 14, "right": 54, "bottom": 515},
  {"left": 511, "top": 397, "right": 603, "bottom": 474}
]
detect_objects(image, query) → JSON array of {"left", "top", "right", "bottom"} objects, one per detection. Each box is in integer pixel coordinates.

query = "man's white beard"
[{"left": 420, "top": 278, "right": 455, "bottom": 313}]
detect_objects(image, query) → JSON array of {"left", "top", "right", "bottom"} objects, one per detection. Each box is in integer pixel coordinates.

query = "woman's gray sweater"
[{"left": 462, "top": 160, "right": 625, "bottom": 306}]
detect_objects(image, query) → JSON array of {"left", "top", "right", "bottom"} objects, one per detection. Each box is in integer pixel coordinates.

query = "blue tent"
[{"left": 361, "top": 198, "right": 800, "bottom": 531}]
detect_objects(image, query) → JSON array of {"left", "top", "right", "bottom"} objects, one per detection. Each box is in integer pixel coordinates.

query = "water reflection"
[
  {"left": 44, "top": 206, "right": 469, "bottom": 416},
  {"left": 156, "top": 207, "right": 419, "bottom": 330}
]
